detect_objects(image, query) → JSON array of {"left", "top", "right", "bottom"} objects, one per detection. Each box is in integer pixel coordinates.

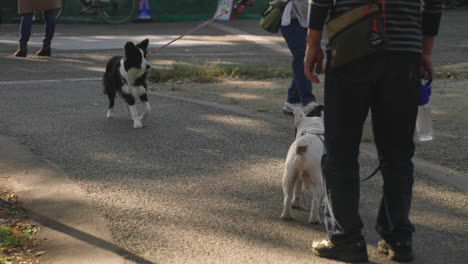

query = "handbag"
[
  {"left": 259, "top": 0, "right": 290, "bottom": 33},
  {"left": 326, "top": 2, "right": 390, "bottom": 69}
]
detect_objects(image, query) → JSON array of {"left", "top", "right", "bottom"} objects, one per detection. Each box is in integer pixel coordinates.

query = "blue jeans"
[
  {"left": 322, "top": 51, "right": 420, "bottom": 245},
  {"left": 19, "top": 9, "right": 57, "bottom": 46},
  {"left": 280, "top": 19, "right": 315, "bottom": 105}
]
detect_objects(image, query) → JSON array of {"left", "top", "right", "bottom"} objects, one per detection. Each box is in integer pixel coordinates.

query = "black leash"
[
  {"left": 361, "top": 164, "right": 381, "bottom": 182},
  {"left": 296, "top": 129, "right": 380, "bottom": 182}
]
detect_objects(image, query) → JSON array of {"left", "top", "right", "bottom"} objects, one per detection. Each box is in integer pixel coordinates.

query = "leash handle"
[{"left": 148, "top": 10, "right": 229, "bottom": 55}]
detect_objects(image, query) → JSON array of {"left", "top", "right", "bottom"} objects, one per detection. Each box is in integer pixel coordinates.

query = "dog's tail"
[
  {"left": 295, "top": 137, "right": 309, "bottom": 155},
  {"left": 103, "top": 74, "right": 110, "bottom": 95},
  {"left": 103, "top": 56, "right": 123, "bottom": 95},
  {"left": 296, "top": 145, "right": 307, "bottom": 155},
  {"left": 292, "top": 139, "right": 311, "bottom": 189}
]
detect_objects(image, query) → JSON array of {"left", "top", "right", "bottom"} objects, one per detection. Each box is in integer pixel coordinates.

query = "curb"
[
  {"left": 436, "top": 62, "right": 468, "bottom": 71},
  {"left": 0, "top": 135, "right": 127, "bottom": 264}
]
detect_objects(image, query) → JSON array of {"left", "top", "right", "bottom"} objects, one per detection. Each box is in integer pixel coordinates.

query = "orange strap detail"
[
  {"left": 381, "top": 0, "right": 387, "bottom": 32},
  {"left": 373, "top": 19, "right": 379, "bottom": 32},
  {"left": 361, "top": 5, "right": 370, "bottom": 17}
]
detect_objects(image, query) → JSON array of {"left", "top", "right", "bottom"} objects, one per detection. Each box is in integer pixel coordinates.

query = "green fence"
[{"left": 0, "top": 0, "right": 268, "bottom": 24}]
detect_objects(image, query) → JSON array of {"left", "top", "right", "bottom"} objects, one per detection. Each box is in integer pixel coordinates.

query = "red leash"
[{"left": 148, "top": 10, "right": 229, "bottom": 56}]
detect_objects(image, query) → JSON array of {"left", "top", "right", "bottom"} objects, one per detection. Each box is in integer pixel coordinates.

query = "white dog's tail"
[
  {"left": 296, "top": 145, "right": 307, "bottom": 155},
  {"left": 294, "top": 139, "right": 312, "bottom": 190},
  {"left": 295, "top": 137, "right": 309, "bottom": 155},
  {"left": 292, "top": 140, "right": 308, "bottom": 168}
]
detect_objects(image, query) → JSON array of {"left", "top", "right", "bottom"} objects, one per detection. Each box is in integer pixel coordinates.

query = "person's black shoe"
[
  {"left": 36, "top": 42, "right": 51, "bottom": 56},
  {"left": 312, "top": 239, "right": 369, "bottom": 263},
  {"left": 377, "top": 240, "right": 413, "bottom": 262},
  {"left": 14, "top": 44, "right": 27, "bottom": 57}
]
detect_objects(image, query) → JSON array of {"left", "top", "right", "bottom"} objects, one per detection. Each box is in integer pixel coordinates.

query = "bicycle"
[
  {"left": 442, "top": 0, "right": 465, "bottom": 8},
  {"left": 57, "top": 0, "right": 137, "bottom": 24}
]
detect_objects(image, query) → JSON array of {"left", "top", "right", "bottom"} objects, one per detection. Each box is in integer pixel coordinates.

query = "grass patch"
[
  {"left": 361, "top": 136, "right": 374, "bottom": 143},
  {"left": 434, "top": 68, "right": 468, "bottom": 80},
  {"left": 0, "top": 191, "right": 40, "bottom": 264},
  {"left": 148, "top": 62, "right": 292, "bottom": 83},
  {"left": 148, "top": 62, "right": 466, "bottom": 83}
]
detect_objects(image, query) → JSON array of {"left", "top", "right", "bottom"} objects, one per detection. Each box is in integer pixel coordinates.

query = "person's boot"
[
  {"left": 14, "top": 44, "right": 27, "bottom": 57},
  {"left": 377, "top": 240, "right": 413, "bottom": 262},
  {"left": 312, "top": 238, "right": 369, "bottom": 263},
  {"left": 36, "top": 42, "right": 51, "bottom": 56}
]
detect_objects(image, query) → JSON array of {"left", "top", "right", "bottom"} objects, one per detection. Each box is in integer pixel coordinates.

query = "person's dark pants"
[
  {"left": 322, "top": 51, "right": 421, "bottom": 245},
  {"left": 19, "top": 9, "right": 57, "bottom": 46},
  {"left": 280, "top": 19, "right": 315, "bottom": 105}
]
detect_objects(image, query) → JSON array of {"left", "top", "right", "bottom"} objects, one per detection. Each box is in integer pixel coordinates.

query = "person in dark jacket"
[
  {"left": 14, "top": 0, "right": 61, "bottom": 57},
  {"left": 304, "top": 0, "right": 442, "bottom": 262}
]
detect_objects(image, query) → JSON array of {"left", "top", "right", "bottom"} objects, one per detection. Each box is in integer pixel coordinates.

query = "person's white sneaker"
[
  {"left": 283, "top": 102, "right": 301, "bottom": 115},
  {"left": 303, "top": 101, "right": 319, "bottom": 116}
]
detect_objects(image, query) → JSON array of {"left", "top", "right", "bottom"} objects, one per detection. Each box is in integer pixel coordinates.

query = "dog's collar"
[
  {"left": 300, "top": 131, "right": 326, "bottom": 154},
  {"left": 300, "top": 130, "right": 324, "bottom": 137}
]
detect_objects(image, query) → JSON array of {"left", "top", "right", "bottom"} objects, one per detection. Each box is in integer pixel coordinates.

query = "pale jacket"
[{"left": 281, "top": 0, "right": 310, "bottom": 28}]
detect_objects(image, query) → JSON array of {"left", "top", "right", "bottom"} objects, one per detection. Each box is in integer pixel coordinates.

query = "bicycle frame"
[{"left": 59, "top": 0, "right": 137, "bottom": 24}]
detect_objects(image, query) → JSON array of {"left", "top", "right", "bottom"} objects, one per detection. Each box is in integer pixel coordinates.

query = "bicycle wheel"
[
  {"left": 97, "top": 0, "right": 136, "bottom": 24},
  {"left": 442, "top": 0, "right": 459, "bottom": 8}
]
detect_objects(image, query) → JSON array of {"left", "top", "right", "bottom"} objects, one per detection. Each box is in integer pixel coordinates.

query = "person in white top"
[{"left": 280, "top": 0, "right": 317, "bottom": 115}]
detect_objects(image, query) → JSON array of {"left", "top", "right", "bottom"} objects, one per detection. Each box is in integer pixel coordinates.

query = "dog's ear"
[
  {"left": 318, "top": 105, "right": 325, "bottom": 119},
  {"left": 307, "top": 105, "right": 324, "bottom": 117},
  {"left": 124, "top": 42, "right": 139, "bottom": 71},
  {"left": 293, "top": 107, "right": 305, "bottom": 128},
  {"left": 124, "top": 42, "right": 137, "bottom": 57},
  {"left": 137, "top": 39, "right": 149, "bottom": 52}
]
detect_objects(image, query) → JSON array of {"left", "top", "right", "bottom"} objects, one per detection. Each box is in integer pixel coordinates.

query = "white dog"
[{"left": 281, "top": 105, "right": 325, "bottom": 224}]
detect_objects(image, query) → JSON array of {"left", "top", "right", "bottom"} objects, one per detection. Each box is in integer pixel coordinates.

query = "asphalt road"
[
  {"left": 0, "top": 78, "right": 466, "bottom": 264},
  {"left": 0, "top": 10, "right": 467, "bottom": 264}
]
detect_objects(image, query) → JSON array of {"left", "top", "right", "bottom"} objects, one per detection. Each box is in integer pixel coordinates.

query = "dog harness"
[{"left": 300, "top": 130, "right": 326, "bottom": 154}]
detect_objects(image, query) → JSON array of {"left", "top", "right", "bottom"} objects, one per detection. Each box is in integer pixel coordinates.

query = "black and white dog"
[{"left": 103, "top": 39, "right": 151, "bottom": 128}]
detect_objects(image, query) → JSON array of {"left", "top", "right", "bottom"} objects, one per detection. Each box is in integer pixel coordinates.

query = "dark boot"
[
  {"left": 14, "top": 44, "right": 27, "bottom": 57},
  {"left": 312, "top": 239, "right": 369, "bottom": 263},
  {"left": 377, "top": 240, "right": 413, "bottom": 262},
  {"left": 36, "top": 42, "right": 51, "bottom": 56}
]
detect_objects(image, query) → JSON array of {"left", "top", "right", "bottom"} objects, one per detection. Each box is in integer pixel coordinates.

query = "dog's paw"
[
  {"left": 292, "top": 205, "right": 302, "bottom": 210},
  {"left": 292, "top": 199, "right": 300, "bottom": 209},
  {"left": 281, "top": 214, "right": 294, "bottom": 221},
  {"left": 139, "top": 114, "right": 149, "bottom": 123},
  {"left": 308, "top": 218, "right": 321, "bottom": 225},
  {"left": 133, "top": 120, "right": 143, "bottom": 128}
]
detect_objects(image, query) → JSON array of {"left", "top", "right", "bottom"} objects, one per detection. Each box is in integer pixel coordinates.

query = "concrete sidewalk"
[
  {"left": 1, "top": 8, "right": 467, "bottom": 66},
  {"left": 0, "top": 135, "right": 128, "bottom": 264}
]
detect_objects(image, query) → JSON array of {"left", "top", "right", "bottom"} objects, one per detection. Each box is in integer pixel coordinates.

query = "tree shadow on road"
[
  {"left": 0, "top": 80, "right": 467, "bottom": 264},
  {"left": 28, "top": 210, "right": 156, "bottom": 264}
]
